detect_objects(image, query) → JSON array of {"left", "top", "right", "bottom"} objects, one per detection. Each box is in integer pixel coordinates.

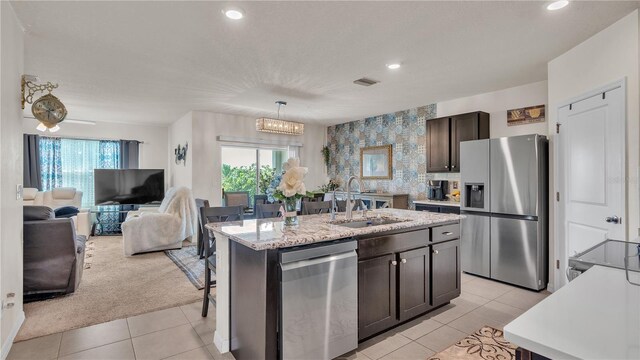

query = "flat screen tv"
[{"left": 94, "top": 169, "right": 165, "bottom": 205}]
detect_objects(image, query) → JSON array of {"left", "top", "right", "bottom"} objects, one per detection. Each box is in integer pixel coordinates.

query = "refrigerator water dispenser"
[{"left": 465, "top": 184, "right": 485, "bottom": 209}]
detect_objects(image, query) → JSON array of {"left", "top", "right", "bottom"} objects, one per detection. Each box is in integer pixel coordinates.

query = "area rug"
[
  {"left": 165, "top": 246, "right": 211, "bottom": 290},
  {"left": 428, "top": 326, "right": 518, "bottom": 360},
  {"left": 16, "top": 236, "right": 203, "bottom": 341}
]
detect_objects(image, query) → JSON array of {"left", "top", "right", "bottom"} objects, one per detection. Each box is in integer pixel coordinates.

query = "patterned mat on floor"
[
  {"left": 165, "top": 245, "right": 213, "bottom": 290},
  {"left": 428, "top": 326, "right": 518, "bottom": 360}
]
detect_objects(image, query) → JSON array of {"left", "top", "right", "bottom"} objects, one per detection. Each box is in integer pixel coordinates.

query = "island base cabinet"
[
  {"left": 431, "top": 239, "right": 461, "bottom": 307},
  {"left": 398, "top": 247, "right": 431, "bottom": 321},
  {"left": 358, "top": 254, "right": 398, "bottom": 340}
]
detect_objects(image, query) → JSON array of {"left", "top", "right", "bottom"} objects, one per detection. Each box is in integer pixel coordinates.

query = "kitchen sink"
[{"left": 334, "top": 218, "right": 408, "bottom": 228}]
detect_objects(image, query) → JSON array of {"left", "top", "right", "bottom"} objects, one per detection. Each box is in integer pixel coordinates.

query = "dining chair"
[
  {"left": 195, "top": 198, "right": 210, "bottom": 258},
  {"left": 253, "top": 194, "right": 268, "bottom": 215},
  {"left": 256, "top": 203, "right": 283, "bottom": 219},
  {"left": 200, "top": 205, "right": 244, "bottom": 317},
  {"left": 301, "top": 201, "right": 333, "bottom": 215},
  {"left": 223, "top": 191, "right": 250, "bottom": 208}
]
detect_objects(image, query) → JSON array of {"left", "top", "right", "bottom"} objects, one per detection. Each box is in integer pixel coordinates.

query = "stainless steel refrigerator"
[{"left": 460, "top": 134, "right": 548, "bottom": 290}]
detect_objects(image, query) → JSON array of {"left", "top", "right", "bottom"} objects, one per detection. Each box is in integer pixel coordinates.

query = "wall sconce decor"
[
  {"left": 256, "top": 100, "right": 304, "bottom": 135},
  {"left": 21, "top": 75, "right": 67, "bottom": 133},
  {"left": 175, "top": 142, "right": 188, "bottom": 166}
]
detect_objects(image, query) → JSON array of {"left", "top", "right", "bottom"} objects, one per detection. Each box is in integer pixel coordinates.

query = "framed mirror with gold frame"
[{"left": 360, "top": 145, "right": 393, "bottom": 180}]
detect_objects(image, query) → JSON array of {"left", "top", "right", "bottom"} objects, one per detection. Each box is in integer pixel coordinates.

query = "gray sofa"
[{"left": 23, "top": 206, "right": 86, "bottom": 298}]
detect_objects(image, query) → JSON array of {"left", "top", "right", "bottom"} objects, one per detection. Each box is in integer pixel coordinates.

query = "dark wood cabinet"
[
  {"left": 426, "top": 111, "right": 489, "bottom": 173},
  {"left": 356, "top": 225, "right": 460, "bottom": 341},
  {"left": 426, "top": 117, "right": 451, "bottom": 173},
  {"left": 358, "top": 254, "right": 398, "bottom": 339},
  {"left": 415, "top": 203, "right": 460, "bottom": 215},
  {"left": 398, "top": 247, "right": 431, "bottom": 321},
  {"left": 431, "top": 239, "right": 461, "bottom": 307}
]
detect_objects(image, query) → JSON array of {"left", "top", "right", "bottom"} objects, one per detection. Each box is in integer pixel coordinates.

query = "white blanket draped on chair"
[{"left": 122, "top": 187, "right": 198, "bottom": 256}]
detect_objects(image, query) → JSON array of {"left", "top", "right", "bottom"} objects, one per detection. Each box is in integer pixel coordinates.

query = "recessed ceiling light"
[
  {"left": 387, "top": 63, "right": 401, "bottom": 70},
  {"left": 547, "top": 0, "right": 569, "bottom": 11},
  {"left": 223, "top": 8, "right": 244, "bottom": 20}
]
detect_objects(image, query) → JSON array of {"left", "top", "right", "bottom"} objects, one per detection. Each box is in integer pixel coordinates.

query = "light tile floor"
[{"left": 9, "top": 274, "right": 549, "bottom": 360}]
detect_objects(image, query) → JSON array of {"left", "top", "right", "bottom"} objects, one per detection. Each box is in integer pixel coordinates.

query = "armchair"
[
  {"left": 121, "top": 187, "right": 198, "bottom": 256},
  {"left": 41, "top": 187, "right": 92, "bottom": 238},
  {"left": 23, "top": 206, "right": 86, "bottom": 298}
]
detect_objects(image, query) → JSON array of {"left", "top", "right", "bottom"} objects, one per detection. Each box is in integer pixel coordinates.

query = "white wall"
[
  {"left": 548, "top": 10, "right": 640, "bottom": 290},
  {"left": 168, "top": 111, "right": 326, "bottom": 205},
  {"left": 168, "top": 111, "right": 193, "bottom": 191},
  {"left": 23, "top": 119, "right": 169, "bottom": 180},
  {"left": 437, "top": 80, "right": 549, "bottom": 138},
  {"left": 0, "top": 2, "right": 25, "bottom": 357}
]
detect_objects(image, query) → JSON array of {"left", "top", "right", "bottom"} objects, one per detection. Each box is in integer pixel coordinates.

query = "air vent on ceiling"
[{"left": 353, "top": 77, "right": 379, "bottom": 86}]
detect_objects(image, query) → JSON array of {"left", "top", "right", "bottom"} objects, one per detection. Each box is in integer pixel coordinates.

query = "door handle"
[
  {"left": 391, "top": 260, "right": 398, "bottom": 266},
  {"left": 401, "top": 258, "right": 407, "bottom": 264},
  {"left": 605, "top": 215, "right": 621, "bottom": 224},
  {"left": 433, "top": 249, "right": 439, "bottom": 255}
]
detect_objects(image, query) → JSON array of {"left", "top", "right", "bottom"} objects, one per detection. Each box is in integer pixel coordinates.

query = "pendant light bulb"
[
  {"left": 49, "top": 125, "right": 60, "bottom": 133},
  {"left": 36, "top": 122, "right": 47, "bottom": 132}
]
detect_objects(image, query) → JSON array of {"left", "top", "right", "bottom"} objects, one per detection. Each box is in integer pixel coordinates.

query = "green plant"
[
  {"left": 319, "top": 178, "right": 341, "bottom": 192},
  {"left": 321, "top": 145, "right": 331, "bottom": 168}
]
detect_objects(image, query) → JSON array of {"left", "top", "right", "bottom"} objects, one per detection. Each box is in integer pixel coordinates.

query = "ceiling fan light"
[
  {"left": 36, "top": 122, "right": 47, "bottom": 132},
  {"left": 49, "top": 125, "right": 60, "bottom": 133}
]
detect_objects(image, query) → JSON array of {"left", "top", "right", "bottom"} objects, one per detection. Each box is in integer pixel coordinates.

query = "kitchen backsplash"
[{"left": 327, "top": 104, "right": 460, "bottom": 205}]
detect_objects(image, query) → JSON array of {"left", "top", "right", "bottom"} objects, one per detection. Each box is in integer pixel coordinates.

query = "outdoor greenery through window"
[{"left": 221, "top": 146, "right": 288, "bottom": 203}]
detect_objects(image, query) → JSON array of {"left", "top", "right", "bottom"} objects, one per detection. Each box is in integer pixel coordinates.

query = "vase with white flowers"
[{"left": 268, "top": 158, "right": 313, "bottom": 226}]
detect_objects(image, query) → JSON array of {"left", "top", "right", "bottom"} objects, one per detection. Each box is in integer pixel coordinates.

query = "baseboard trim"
[
  {"left": 213, "top": 330, "right": 229, "bottom": 354},
  {"left": 1, "top": 310, "right": 25, "bottom": 360}
]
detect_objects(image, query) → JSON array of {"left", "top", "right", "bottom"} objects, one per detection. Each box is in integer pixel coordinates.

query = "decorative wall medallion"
[
  {"left": 175, "top": 142, "right": 188, "bottom": 166},
  {"left": 507, "top": 104, "right": 545, "bottom": 126}
]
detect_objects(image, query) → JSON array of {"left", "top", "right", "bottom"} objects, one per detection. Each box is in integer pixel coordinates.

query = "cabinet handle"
[
  {"left": 391, "top": 260, "right": 398, "bottom": 266},
  {"left": 401, "top": 258, "right": 407, "bottom": 264},
  {"left": 442, "top": 231, "right": 453, "bottom": 236},
  {"left": 433, "top": 249, "right": 439, "bottom": 255},
  {"left": 444, "top": 165, "right": 449, "bottom": 169},
  {"left": 452, "top": 165, "right": 456, "bottom": 169}
]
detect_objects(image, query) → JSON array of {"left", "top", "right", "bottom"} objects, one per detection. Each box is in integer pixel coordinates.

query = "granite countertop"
[
  {"left": 206, "top": 208, "right": 461, "bottom": 250},
  {"left": 504, "top": 266, "right": 640, "bottom": 359},
  {"left": 413, "top": 200, "right": 461, "bottom": 207}
]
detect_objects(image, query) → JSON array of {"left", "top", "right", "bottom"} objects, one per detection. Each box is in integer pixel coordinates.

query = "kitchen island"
[{"left": 206, "top": 208, "right": 461, "bottom": 360}]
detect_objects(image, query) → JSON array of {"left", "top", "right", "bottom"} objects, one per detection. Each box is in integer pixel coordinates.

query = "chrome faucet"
[
  {"left": 346, "top": 176, "right": 366, "bottom": 220},
  {"left": 330, "top": 188, "right": 342, "bottom": 221}
]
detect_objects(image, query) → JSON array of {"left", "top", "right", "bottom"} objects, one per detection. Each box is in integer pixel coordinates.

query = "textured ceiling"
[{"left": 12, "top": 1, "right": 640, "bottom": 126}]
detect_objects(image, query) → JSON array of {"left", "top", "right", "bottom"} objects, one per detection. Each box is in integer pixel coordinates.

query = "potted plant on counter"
[{"left": 268, "top": 158, "right": 312, "bottom": 226}]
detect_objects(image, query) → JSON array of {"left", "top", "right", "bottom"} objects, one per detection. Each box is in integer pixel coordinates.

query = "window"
[
  {"left": 40, "top": 137, "right": 121, "bottom": 207},
  {"left": 220, "top": 146, "right": 289, "bottom": 203}
]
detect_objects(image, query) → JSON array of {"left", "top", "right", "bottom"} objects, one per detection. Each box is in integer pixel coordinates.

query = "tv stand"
[{"left": 90, "top": 205, "right": 150, "bottom": 236}]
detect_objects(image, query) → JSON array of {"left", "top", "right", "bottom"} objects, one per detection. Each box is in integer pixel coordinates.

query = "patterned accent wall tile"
[{"left": 327, "top": 104, "right": 437, "bottom": 204}]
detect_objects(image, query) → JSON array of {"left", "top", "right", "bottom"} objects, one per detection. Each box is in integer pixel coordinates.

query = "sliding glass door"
[{"left": 221, "top": 146, "right": 288, "bottom": 203}]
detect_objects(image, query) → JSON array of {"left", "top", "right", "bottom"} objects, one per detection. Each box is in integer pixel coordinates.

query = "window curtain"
[
  {"left": 23, "top": 134, "right": 42, "bottom": 190},
  {"left": 99, "top": 140, "right": 120, "bottom": 169},
  {"left": 40, "top": 137, "right": 62, "bottom": 190},
  {"left": 119, "top": 140, "right": 140, "bottom": 169}
]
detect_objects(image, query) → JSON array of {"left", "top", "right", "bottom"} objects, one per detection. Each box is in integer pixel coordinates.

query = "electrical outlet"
[{"left": 16, "top": 184, "right": 23, "bottom": 200}]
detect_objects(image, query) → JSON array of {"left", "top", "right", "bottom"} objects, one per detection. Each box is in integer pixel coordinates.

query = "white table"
[{"left": 504, "top": 265, "right": 640, "bottom": 359}]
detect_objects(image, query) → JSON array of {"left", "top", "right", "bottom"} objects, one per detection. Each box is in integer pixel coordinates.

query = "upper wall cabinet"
[{"left": 426, "top": 111, "right": 489, "bottom": 173}]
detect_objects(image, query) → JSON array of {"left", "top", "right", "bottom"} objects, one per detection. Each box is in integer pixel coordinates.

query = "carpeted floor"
[{"left": 16, "top": 236, "right": 205, "bottom": 341}]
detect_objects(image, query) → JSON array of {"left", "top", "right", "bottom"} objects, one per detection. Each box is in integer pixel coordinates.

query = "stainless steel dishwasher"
[{"left": 279, "top": 240, "right": 358, "bottom": 360}]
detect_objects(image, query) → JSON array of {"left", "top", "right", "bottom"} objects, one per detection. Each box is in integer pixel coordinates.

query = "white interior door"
[{"left": 559, "top": 84, "right": 625, "bottom": 286}]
